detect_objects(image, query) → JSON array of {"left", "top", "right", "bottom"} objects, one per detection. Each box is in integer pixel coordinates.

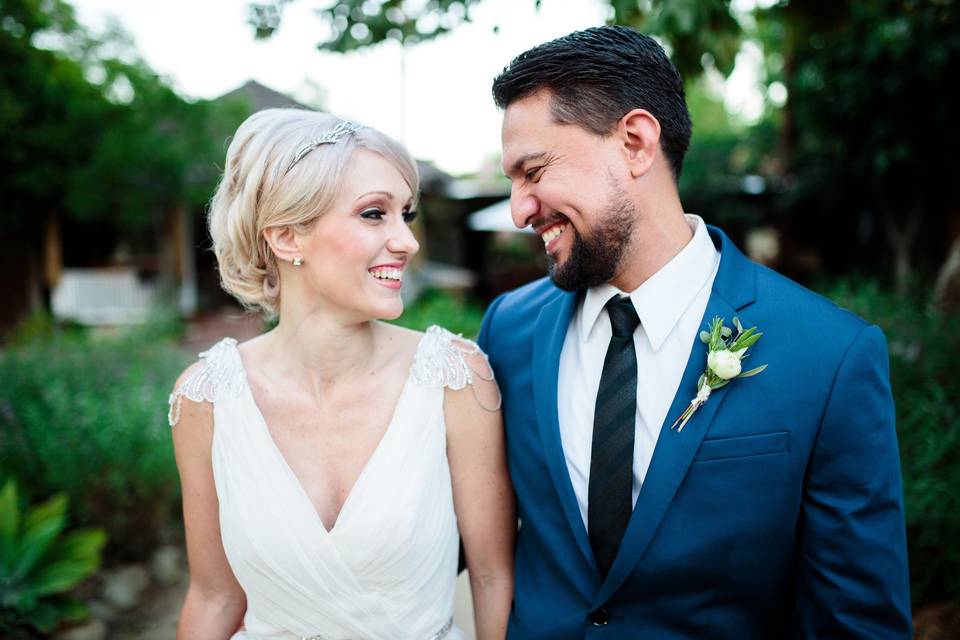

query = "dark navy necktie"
[{"left": 588, "top": 294, "right": 640, "bottom": 579}]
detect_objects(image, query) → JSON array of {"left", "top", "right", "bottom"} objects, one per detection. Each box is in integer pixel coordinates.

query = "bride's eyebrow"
[{"left": 354, "top": 190, "right": 395, "bottom": 202}]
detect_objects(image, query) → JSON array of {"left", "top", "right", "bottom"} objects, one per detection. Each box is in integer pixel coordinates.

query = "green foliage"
[
  {"left": 0, "top": 478, "right": 106, "bottom": 636},
  {"left": 758, "top": 0, "right": 960, "bottom": 280},
  {"left": 0, "top": 0, "right": 235, "bottom": 233},
  {"left": 0, "top": 0, "right": 107, "bottom": 233},
  {"left": 249, "top": 0, "right": 482, "bottom": 50},
  {"left": 823, "top": 279, "right": 960, "bottom": 605},
  {"left": 679, "top": 79, "right": 779, "bottom": 228},
  {"left": 0, "top": 321, "right": 190, "bottom": 562},
  {"left": 770, "top": 0, "right": 960, "bottom": 186},
  {"left": 2, "top": 312, "right": 86, "bottom": 346},
  {"left": 64, "top": 60, "right": 228, "bottom": 229},
  {"left": 392, "top": 288, "right": 485, "bottom": 339},
  {"left": 612, "top": 0, "right": 742, "bottom": 77},
  {"left": 248, "top": 0, "right": 743, "bottom": 79}
]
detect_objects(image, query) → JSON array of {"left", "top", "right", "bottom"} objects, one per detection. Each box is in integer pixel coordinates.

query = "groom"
[{"left": 477, "top": 26, "right": 911, "bottom": 639}]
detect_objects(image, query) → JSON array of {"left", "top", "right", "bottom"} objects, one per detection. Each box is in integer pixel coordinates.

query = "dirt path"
[{"left": 110, "top": 579, "right": 186, "bottom": 640}]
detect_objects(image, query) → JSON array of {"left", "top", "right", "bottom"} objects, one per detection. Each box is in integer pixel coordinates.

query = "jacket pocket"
[{"left": 693, "top": 430, "right": 789, "bottom": 462}]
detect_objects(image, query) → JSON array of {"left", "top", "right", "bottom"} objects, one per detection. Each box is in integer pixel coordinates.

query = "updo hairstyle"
[{"left": 207, "top": 108, "right": 419, "bottom": 318}]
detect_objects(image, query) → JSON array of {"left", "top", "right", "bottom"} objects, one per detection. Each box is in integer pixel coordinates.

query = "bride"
[{"left": 168, "top": 109, "right": 515, "bottom": 639}]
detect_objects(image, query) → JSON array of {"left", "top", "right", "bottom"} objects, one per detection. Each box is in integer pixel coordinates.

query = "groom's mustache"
[{"left": 531, "top": 212, "right": 571, "bottom": 234}]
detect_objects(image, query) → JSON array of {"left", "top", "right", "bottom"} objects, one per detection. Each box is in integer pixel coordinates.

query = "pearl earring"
[{"left": 293, "top": 256, "right": 303, "bottom": 266}]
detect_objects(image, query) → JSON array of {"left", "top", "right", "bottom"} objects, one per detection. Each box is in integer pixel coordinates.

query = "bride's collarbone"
[
  {"left": 251, "top": 364, "right": 408, "bottom": 463},
  {"left": 253, "top": 363, "right": 407, "bottom": 423},
  {"left": 257, "top": 385, "right": 402, "bottom": 441}
]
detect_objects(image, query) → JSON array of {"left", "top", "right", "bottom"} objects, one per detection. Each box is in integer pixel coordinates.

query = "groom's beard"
[{"left": 549, "top": 190, "right": 637, "bottom": 292}]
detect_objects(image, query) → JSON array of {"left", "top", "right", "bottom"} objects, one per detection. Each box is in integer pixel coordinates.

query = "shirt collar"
[{"left": 580, "top": 214, "right": 720, "bottom": 351}]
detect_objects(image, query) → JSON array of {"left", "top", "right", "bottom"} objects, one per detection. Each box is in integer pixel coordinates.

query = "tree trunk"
[
  {"left": 933, "top": 233, "right": 960, "bottom": 311},
  {"left": 882, "top": 202, "right": 921, "bottom": 296}
]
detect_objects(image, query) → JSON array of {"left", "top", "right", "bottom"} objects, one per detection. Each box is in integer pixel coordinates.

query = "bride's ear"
[{"left": 263, "top": 226, "right": 301, "bottom": 263}]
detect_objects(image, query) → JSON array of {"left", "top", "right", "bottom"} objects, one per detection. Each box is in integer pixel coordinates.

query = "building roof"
[
  {"left": 214, "top": 81, "right": 454, "bottom": 194},
  {"left": 215, "top": 80, "right": 312, "bottom": 112}
]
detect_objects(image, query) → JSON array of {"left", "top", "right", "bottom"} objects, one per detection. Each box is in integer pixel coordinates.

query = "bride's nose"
[{"left": 386, "top": 218, "right": 420, "bottom": 256}]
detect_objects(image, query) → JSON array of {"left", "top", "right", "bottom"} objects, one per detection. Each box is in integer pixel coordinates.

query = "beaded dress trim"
[
  {"left": 168, "top": 338, "right": 246, "bottom": 426},
  {"left": 168, "top": 327, "right": 501, "bottom": 426},
  {"left": 411, "top": 325, "right": 501, "bottom": 411}
]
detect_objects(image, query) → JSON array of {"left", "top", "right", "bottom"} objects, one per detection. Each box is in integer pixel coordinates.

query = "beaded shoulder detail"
[
  {"left": 168, "top": 338, "right": 246, "bottom": 426},
  {"left": 410, "top": 326, "right": 501, "bottom": 411}
]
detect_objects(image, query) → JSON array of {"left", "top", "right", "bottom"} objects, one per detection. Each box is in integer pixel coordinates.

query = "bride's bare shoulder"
[{"left": 376, "top": 321, "right": 426, "bottom": 357}]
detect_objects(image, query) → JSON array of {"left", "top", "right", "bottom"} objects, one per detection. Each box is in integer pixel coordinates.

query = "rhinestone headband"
[{"left": 286, "top": 121, "right": 365, "bottom": 174}]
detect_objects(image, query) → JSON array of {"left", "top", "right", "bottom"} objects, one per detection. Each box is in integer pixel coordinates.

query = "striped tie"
[{"left": 588, "top": 294, "right": 640, "bottom": 579}]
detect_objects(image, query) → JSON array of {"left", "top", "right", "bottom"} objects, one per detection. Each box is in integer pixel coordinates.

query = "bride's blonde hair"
[{"left": 208, "top": 108, "right": 419, "bottom": 318}]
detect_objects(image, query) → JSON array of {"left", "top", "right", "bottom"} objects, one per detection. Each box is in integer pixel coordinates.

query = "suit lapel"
[
  {"left": 532, "top": 289, "right": 595, "bottom": 566},
  {"left": 593, "top": 226, "right": 758, "bottom": 606}
]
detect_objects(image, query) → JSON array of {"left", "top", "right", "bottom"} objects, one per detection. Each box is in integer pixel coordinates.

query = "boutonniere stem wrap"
[{"left": 671, "top": 316, "right": 768, "bottom": 433}]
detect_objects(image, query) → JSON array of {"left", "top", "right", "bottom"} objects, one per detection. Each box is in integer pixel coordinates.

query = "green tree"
[
  {"left": 756, "top": 0, "right": 960, "bottom": 293},
  {"left": 65, "top": 57, "right": 229, "bottom": 230},
  {"left": 0, "top": 0, "right": 108, "bottom": 234},
  {"left": 247, "top": 0, "right": 744, "bottom": 78},
  {"left": 0, "top": 0, "right": 232, "bottom": 233}
]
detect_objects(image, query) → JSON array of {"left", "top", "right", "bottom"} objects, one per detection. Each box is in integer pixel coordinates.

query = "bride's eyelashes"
[
  {"left": 359, "top": 207, "right": 417, "bottom": 224},
  {"left": 359, "top": 207, "right": 386, "bottom": 221}
]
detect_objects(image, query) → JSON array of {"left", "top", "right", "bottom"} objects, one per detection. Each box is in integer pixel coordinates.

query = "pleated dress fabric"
[{"left": 169, "top": 326, "right": 474, "bottom": 640}]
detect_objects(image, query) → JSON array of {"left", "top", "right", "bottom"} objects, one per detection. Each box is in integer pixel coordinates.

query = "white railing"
[{"left": 51, "top": 268, "right": 159, "bottom": 325}]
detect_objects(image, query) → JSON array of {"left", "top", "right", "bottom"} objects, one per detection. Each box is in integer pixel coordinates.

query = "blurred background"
[{"left": 1, "top": 0, "right": 958, "bottom": 637}]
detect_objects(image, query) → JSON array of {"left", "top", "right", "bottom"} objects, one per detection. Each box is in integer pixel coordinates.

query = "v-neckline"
[{"left": 231, "top": 333, "right": 425, "bottom": 535}]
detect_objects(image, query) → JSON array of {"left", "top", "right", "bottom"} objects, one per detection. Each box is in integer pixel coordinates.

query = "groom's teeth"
[{"left": 541, "top": 225, "right": 566, "bottom": 246}]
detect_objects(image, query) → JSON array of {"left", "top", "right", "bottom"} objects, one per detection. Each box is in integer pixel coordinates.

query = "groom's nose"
[{"left": 510, "top": 192, "right": 540, "bottom": 230}]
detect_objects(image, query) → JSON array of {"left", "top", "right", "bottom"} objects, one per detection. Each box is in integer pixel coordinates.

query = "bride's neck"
[{"left": 265, "top": 313, "right": 379, "bottom": 395}]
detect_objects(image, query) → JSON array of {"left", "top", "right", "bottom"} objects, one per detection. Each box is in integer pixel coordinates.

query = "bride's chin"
[
  {"left": 351, "top": 297, "right": 404, "bottom": 322},
  {"left": 378, "top": 303, "right": 404, "bottom": 321}
]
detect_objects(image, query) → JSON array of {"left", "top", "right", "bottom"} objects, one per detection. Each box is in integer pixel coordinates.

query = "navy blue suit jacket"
[{"left": 477, "top": 227, "right": 911, "bottom": 639}]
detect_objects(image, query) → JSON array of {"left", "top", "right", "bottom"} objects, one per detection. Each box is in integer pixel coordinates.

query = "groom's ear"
[
  {"left": 618, "top": 109, "right": 660, "bottom": 179},
  {"left": 262, "top": 225, "right": 301, "bottom": 263}
]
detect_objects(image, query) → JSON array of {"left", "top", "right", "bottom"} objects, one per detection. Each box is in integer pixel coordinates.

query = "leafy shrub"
[
  {"left": 0, "top": 322, "right": 189, "bottom": 562},
  {"left": 0, "top": 478, "right": 106, "bottom": 637},
  {"left": 393, "top": 288, "right": 486, "bottom": 339},
  {"left": 823, "top": 279, "right": 960, "bottom": 606}
]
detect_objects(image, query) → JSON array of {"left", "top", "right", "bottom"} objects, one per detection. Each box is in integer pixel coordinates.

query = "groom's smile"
[{"left": 537, "top": 219, "right": 568, "bottom": 254}]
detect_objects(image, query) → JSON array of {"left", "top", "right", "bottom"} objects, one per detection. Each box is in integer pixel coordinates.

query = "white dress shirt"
[{"left": 557, "top": 214, "right": 720, "bottom": 528}]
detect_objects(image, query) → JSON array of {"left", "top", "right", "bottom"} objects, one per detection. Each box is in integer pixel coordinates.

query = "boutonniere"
[{"left": 671, "top": 316, "right": 768, "bottom": 433}]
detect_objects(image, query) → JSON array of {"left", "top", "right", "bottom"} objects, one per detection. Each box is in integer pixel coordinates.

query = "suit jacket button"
[{"left": 588, "top": 608, "right": 610, "bottom": 626}]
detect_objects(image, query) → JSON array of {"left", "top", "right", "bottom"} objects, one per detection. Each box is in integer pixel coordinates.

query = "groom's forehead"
[{"left": 501, "top": 91, "right": 554, "bottom": 136}]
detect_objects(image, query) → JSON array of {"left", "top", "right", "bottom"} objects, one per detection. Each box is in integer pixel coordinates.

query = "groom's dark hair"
[{"left": 492, "top": 25, "right": 692, "bottom": 181}]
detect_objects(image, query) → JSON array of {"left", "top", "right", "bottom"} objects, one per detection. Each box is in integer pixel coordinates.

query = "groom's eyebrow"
[{"left": 504, "top": 152, "right": 548, "bottom": 179}]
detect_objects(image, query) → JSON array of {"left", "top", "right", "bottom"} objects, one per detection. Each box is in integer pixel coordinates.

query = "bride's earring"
[{"left": 293, "top": 256, "right": 303, "bottom": 267}]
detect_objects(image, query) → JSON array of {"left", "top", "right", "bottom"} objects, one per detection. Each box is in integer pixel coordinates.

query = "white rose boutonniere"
[{"left": 671, "top": 316, "right": 768, "bottom": 433}]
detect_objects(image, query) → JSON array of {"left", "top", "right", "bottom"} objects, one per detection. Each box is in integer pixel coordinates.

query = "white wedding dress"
[{"left": 169, "top": 326, "right": 489, "bottom": 640}]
